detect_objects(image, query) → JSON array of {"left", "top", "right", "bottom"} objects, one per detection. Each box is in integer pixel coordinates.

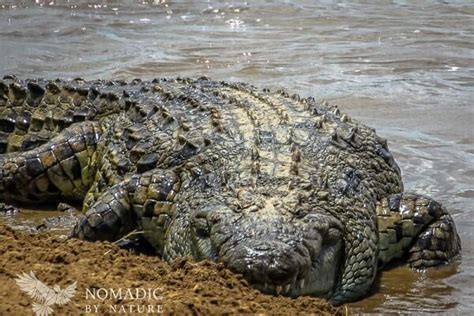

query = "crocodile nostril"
[{"left": 266, "top": 257, "right": 298, "bottom": 284}]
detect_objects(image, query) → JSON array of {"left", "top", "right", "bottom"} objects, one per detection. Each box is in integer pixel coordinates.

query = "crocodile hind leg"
[
  {"left": 72, "top": 169, "right": 180, "bottom": 255},
  {"left": 0, "top": 121, "right": 101, "bottom": 204},
  {"left": 377, "top": 192, "right": 461, "bottom": 269}
]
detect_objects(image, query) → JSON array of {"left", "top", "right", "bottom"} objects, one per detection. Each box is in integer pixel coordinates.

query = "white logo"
[{"left": 15, "top": 271, "right": 77, "bottom": 316}]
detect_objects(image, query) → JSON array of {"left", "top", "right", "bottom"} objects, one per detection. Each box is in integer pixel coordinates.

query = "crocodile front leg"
[
  {"left": 72, "top": 168, "right": 180, "bottom": 255},
  {"left": 71, "top": 181, "right": 135, "bottom": 242},
  {"left": 0, "top": 121, "right": 101, "bottom": 204},
  {"left": 377, "top": 192, "right": 461, "bottom": 268}
]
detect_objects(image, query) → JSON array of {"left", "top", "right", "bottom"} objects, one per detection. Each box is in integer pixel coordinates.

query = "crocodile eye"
[
  {"left": 324, "top": 227, "right": 343, "bottom": 246},
  {"left": 193, "top": 217, "right": 210, "bottom": 238}
]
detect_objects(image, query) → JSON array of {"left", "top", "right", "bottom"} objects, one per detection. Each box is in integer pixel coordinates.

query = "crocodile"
[{"left": 0, "top": 76, "right": 461, "bottom": 304}]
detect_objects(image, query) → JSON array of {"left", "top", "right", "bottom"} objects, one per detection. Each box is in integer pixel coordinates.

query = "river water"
[{"left": 0, "top": 1, "right": 472, "bottom": 314}]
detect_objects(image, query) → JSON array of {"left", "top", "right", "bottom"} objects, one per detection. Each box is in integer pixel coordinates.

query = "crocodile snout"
[
  {"left": 220, "top": 237, "right": 314, "bottom": 296},
  {"left": 210, "top": 211, "right": 344, "bottom": 297}
]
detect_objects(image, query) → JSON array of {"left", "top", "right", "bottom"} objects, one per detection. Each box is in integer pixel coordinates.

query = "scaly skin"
[{"left": 0, "top": 76, "right": 461, "bottom": 304}]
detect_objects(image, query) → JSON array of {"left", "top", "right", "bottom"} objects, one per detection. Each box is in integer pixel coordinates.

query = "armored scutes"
[{"left": 0, "top": 76, "right": 461, "bottom": 304}]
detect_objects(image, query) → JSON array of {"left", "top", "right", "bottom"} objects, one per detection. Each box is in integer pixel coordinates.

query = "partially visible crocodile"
[{"left": 0, "top": 76, "right": 461, "bottom": 304}]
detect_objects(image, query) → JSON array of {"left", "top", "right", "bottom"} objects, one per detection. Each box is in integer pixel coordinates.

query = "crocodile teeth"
[
  {"left": 299, "top": 279, "right": 305, "bottom": 289},
  {"left": 284, "top": 283, "right": 291, "bottom": 294},
  {"left": 276, "top": 285, "right": 283, "bottom": 295}
]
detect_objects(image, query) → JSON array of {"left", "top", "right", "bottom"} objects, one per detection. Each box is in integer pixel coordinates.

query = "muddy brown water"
[{"left": 0, "top": 1, "right": 473, "bottom": 314}]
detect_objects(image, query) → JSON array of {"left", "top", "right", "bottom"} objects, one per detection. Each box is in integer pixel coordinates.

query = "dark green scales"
[{"left": 0, "top": 76, "right": 461, "bottom": 304}]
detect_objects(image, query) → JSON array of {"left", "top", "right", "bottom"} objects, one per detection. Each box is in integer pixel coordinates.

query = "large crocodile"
[{"left": 0, "top": 76, "right": 461, "bottom": 304}]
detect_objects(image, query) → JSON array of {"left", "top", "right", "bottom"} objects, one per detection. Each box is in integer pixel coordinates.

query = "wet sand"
[{"left": 0, "top": 225, "right": 342, "bottom": 315}]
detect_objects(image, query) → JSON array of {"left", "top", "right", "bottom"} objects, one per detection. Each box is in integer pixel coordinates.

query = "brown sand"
[{"left": 0, "top": 225, "right": 343, "bottom": 315}]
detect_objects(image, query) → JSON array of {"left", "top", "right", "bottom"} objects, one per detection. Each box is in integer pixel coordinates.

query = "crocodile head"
[{"left": 171, "top": 195, "right": 345, "bottom": 299}]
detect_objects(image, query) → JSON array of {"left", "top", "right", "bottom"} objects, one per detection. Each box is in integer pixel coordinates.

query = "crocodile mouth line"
[{"left": 254, "top": 277, "right": 307, "bottom": 297}]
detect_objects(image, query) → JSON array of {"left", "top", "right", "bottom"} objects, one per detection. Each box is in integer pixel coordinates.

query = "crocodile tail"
[{"left": 0, "top": 77, "right": 111, "bottom": 154}]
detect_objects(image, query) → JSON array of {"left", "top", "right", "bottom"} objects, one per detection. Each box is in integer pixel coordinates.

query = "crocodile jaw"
[{"left": 252, "top": 238, "right": 343, "bottom": 298}]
